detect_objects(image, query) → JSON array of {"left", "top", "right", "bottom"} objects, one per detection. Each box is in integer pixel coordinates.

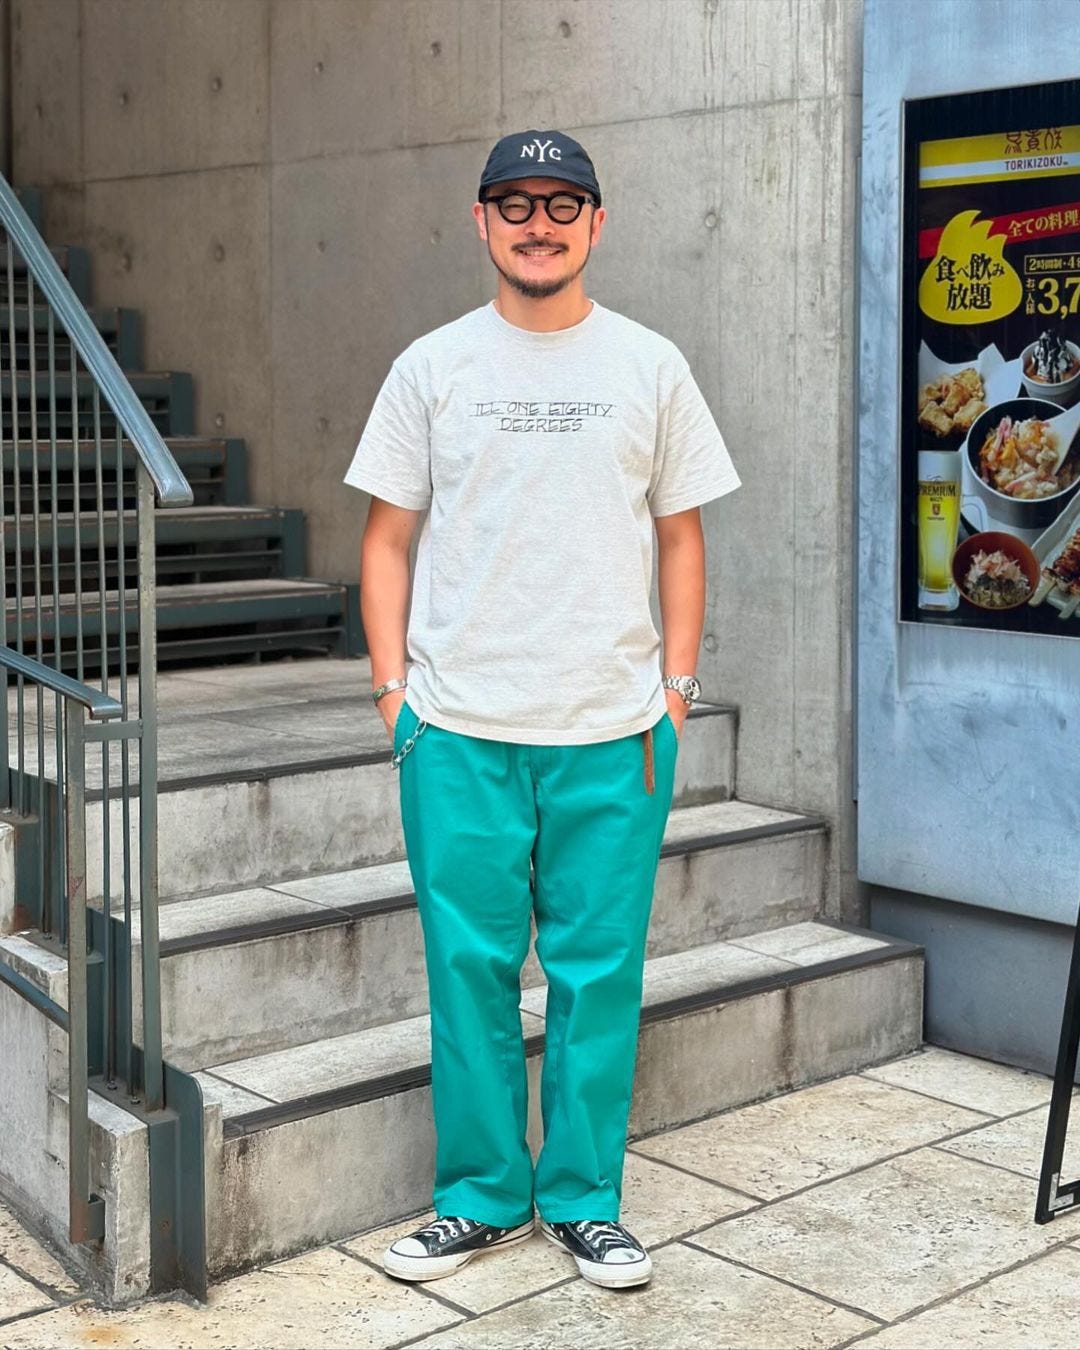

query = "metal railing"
[
  {"left": 0, "top": 175, "right": 204, "bottom": 1295},
  {"left": 0, "top": 647, "right": 122, "bottom": 1243}
]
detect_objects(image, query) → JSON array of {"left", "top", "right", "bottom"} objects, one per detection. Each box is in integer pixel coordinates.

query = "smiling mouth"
[{"left": 516, "top": 247, "right": 563, "bottom": 258}]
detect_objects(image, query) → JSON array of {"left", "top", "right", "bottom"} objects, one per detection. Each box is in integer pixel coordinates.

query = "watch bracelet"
[{"left": 663, "top": 674, "right": 700, "bottom": 704}]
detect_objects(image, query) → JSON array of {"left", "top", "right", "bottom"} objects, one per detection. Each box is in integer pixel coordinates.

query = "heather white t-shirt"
[{"left": 344, "top": 299, "right": 739, "bottom": 745}]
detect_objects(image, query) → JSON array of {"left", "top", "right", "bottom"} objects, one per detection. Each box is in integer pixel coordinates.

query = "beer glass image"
[{"left": 917, "top": 449, "right": 961, "bottom": 611}]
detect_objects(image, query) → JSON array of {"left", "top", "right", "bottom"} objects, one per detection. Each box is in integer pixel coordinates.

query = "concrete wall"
[{"left": 11, "top": 0, "right": 862, "bottom": 913}]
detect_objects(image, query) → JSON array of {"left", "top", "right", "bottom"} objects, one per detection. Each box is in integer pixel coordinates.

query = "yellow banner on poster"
[
  {"left": 918, "top": 211, "right": 1022, "bottom": 323},
  {"left": 920, "top": 124, "right": 1080, "bottom": 187}
]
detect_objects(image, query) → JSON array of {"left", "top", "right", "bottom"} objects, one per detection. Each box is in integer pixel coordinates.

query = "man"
[{"left": 344, "top": 129, "right": 739, "bottom": 1290}]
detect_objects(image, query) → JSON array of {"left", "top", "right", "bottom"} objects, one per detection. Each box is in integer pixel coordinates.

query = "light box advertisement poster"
[{"left": 901, "top": 79, "right": 1080, "bottom": 635}]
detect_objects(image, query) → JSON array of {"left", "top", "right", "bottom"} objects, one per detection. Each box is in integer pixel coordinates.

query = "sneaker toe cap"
[
  {"left": 389, "top": 1237, "right": 430, "bottom": 1257},
  {"left": 606, "top": 1247, "right": 645, "bottom": 1263}
]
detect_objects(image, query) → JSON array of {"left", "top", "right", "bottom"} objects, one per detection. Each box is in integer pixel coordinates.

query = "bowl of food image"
[
  {"left": 1021, "top": 331, "right": 1080, "bottom": 407},
  {"left": 964, "top": 397, "right": 1080, "bottom": 529},
  {"left": 952, "top": 531, "right": 1040, "bottom": 610}
]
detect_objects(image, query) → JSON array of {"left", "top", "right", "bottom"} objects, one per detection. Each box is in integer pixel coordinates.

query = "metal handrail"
[
  {"left": 0, "top": 176, "right": 192, "bottom": 509},
  {"left": 0, "top": 170, "right": 198, "bottom": 1281},
  {"left": 0, "top": 644, "right": 122, "bottom": 719}
]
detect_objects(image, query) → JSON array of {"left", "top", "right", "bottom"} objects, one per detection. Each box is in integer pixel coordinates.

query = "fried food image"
[
  {"left": 918, "top": 367, "right": 987, "bottom": 438},
  {"left": 952, "top": 396, "right": 985, "bottom": 431}
]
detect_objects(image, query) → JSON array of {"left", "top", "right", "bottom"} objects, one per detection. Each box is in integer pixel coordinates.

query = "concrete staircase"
[{"left": 2, "top": 657, "right": 922, "bottom": 1297}]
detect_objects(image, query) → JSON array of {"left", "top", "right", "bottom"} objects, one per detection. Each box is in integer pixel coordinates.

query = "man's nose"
[{"left": 524, "top": 205, "right": 558, "bottom": 236}]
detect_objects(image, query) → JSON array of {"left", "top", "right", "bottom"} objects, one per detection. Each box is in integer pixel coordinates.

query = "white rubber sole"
[
  {"left": 383, "top": 1220, "right": 535, "bottom": 1282},
  {"left": 540, "top": 1223, "right": 653, "bottom": 1289}
]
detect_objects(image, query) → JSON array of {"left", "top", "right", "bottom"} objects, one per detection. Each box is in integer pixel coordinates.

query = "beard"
[{"left": 489, "top": 240, "right": 591, "bottom": 298}]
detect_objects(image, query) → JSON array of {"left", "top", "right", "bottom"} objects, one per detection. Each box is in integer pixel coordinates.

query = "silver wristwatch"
[
  {"left": 372, "top": 677, "right": 407, "bottom": 704},
  {"left": 662, "top": 674, "right": 702, "bottom": 706}
]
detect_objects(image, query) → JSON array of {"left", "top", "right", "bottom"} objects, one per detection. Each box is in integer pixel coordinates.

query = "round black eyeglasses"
[{"left": 482, "top": 190, "right": 595, "bottom": 225}]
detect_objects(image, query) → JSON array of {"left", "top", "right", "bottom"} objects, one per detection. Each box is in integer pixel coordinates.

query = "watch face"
[{"left": 686, "top": 677, "right": 702, "bottom": 701}]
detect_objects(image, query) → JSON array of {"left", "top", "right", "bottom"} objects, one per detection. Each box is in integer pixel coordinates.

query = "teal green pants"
[{"left": 394, "top": 700, "right": 678, "bottom": 1227}]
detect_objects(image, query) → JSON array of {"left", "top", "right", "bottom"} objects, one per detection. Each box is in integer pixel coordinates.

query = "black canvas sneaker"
[
  {"left": 383, "top": 1215, "right": 535, "bottom": 1281},
  {"left": 541, "top": 1218, "right": 653, "bottom": 1288}
]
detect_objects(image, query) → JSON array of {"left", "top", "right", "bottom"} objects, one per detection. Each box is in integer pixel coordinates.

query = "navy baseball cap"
[{"left": 479, "top": 130, "right": 602, "bottom": 205}]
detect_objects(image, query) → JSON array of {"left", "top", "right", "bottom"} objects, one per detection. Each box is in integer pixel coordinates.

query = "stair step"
[
  {"left": 1, "top": 436, "right": 248, "bottom": 506},
  {"left": 68, "top": 660, "right": 737, "bottom": 900},
  {"left": 0, "top": 304, "right": 141, "bottom": 368},
  {"left": 2, "top": 505, "right": 305, "bottom": 581},
  {"left": 3, "top": 660, "right": 732, "bottom": 900},
  {"left": 5, "top": 577, "right": 356, "bottom": 668},
  {"left": 0, "top": 370, "right": 194, "bottom": 435},
  {"left": 0, "top": 244, "right": 91, "bottom": 303},
  {"left": 148, "top": 794, "right": 822, "bottom": 1068},
  {"left": 197, "top": 920, "right": 922, "bottom": 1277}
]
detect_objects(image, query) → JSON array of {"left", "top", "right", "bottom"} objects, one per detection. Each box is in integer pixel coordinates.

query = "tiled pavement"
[{"left": 2, "top": 1047, "right": 1080, "bottom": 1349}]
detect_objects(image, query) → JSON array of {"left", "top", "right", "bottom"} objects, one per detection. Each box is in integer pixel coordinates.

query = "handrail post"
[
  {"left": 64, "top": 700, "right": 104, "bottom": 1243},
  {"left": 136, "top": 461, "right": 163, "bottom": 1111}
]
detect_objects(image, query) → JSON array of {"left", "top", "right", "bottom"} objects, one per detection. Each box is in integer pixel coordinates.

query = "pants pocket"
[{"left": 392, "top": 697, "right": 414, "bottom": 752}]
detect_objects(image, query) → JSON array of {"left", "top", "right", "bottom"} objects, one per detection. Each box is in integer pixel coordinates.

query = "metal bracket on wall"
[{"left": 1036, "top": 904, "right": 1080, "bottom": 1222}]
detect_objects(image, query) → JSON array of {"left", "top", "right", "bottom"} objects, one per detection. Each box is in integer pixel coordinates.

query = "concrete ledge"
[
  {"left": 81, "top": 704, "right": 738, "bottom": 902},
  {"left": 629, "top": 950, "right": 924, "bottom": 1137}
]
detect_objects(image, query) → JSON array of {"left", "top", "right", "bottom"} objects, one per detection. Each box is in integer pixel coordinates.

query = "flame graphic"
[{"left": 919, "top": 210, "right": 1022, "bottom": 325}]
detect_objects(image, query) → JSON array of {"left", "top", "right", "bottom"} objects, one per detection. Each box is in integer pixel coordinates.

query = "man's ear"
[
  {"left": 590, "top": 205, "right": 606, "bottom": 246},
  {"left": 472, "top": 201, "right": 488, "bottom": 242}
]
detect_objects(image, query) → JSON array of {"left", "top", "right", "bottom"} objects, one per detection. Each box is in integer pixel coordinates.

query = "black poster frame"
[{"left": 900, "top": 77, "right": 1080, "bottom": 632}]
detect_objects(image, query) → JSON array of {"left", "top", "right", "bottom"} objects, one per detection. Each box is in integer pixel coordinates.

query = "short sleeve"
[
  {"left": 343, "top": 361, "right": 432, "bottom": 510},
  {"left": 648, "top": 367, "right": 740, "bottom": 517}
]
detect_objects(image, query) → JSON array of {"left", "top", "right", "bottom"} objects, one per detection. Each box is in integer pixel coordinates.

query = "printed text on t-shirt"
[{"left": 470, "top": 400, "right": 616, "bottom": 434}]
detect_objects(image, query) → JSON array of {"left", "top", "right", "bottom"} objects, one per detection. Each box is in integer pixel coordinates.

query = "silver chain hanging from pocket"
[{"left": 390, "top": 717, "right": 428, "bottom": 770}]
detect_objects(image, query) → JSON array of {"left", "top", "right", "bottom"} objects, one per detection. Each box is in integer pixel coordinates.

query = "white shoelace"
[
  {"left": 419, "top": 1217, "right": 475, "bottom": 1245},
  {"left": 572, "top": 1220, "right": 639, "bottom": 1256}
]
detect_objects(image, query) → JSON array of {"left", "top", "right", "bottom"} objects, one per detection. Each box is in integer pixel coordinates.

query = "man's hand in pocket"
[
  {"left": 380, "top": 689, "right": 407, "bottom": 742},
  {"left": 664, "top": 688, "right": 688, "bottom": 738}
]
